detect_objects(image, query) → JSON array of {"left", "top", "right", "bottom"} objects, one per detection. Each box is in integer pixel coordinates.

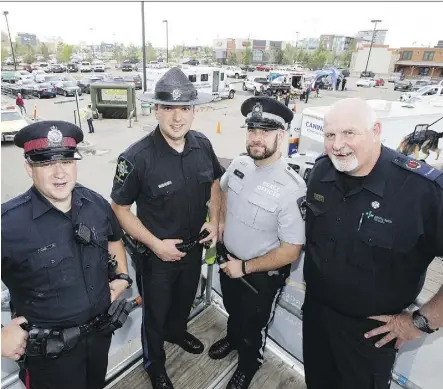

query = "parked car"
[
  {"left": 394, "top": 80, "right": 413, "bottom": 91},
  {"left": 225, "top": 66, "right": 247, "bottom": 79},
  {"left": 32, "top": 82, "right": 57, "bottom": 98},
  {"left": 80, "top": 61, "right": 92, "bottom": 72},
  {"left": 375, "top": 78, "right": 385, "bottom": 87},
  {"left": 400, "top": 85, "right": 443, "bottom": 102},
  {"left": 356, "top": 78, "right": 376, "bottom": 87},
  {"left": 77, "top": 76, "right": 106, "bottom": 93},
  {"left": 388, "top": 72, "right": 404, "bottom": 83},
  {"left": 67, "top": 63, "right": 79, "bottom": 72},
  {"left": 121, "top": 61, "right": 133, "bottom": 71},
  {"left": 256, "top": 65, "right": 273, "bottom": 72},
  {"left": 51, "top": 64, "right": 65, "bottom": 73},
  {"left": 92, "top": 60, "right": 106, "bottom": 72},
  {"left": 1, "top": 106, "right": 28, "bottom": 142},
  {"left": 183, "top": 59, "right": 199, "bottom": 66},
  {"left": 123, "top": 74, "right": 142, "bottom": 89},
  {"left": 55, "top": 81, "right": 82, "bottom": 96},
  {"left": 242, "top": 77, "right": 270, "bottom": 95},
  {"left": 240, "top": 65, "right": 255, "bottom": 72},
  {"left": 360, "top": 71, "right": 375, "bottom": 78}
]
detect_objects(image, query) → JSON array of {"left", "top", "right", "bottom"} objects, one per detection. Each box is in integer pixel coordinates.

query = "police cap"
[
  {"left": 14, "top": 120, "right": 84, "bottom": 163},
  {"left": 241, "top": 96, "right": 293, "bottom": 131}
]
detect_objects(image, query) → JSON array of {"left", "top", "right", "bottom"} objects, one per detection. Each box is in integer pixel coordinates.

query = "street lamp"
[
  {"left": 141, "top": 2, "right": 147, "bottom": 92},
  {"left": 90, "top": 27, "right": 95, "bottom": 59},
  {"left": 3, "top": 11, "right": 17, "bottom": 70},
  {"left": 162, "top": 20, "right": 168, "bottom": 63},
  {"left": 364, "top": 19, "right": 382, "bottom": 73}
]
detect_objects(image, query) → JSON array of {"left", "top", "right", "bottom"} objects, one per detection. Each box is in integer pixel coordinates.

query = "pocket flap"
[
  {"left": 197, "top": 170, "right": 214, "bottom": 183},
  {"left": 27, "top": 243, "right": 69, "bottom": 270},
  {"left": 228, "top": 178, "right": 243, "bottom": 194},
  {"left": 248, "top": 192, "right": 277, "bottom": 213}
]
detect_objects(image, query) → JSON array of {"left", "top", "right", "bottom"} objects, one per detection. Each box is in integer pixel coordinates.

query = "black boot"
[
  {"left": 226, "top": 368, "right": 255, "bottom": 389},
  {"left": 208, "top": 337, "right": 235, "bottom": 360},
  {"left": 147, "top": 370, "right": 174, "bottom": 389},
  {"left": 175, "top": 331, "right": 204, "bottom": 354}
]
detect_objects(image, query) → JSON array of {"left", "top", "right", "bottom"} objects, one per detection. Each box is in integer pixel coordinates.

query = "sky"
[{"left": 1, "top": 1, "right": 442, "bottom": 49}]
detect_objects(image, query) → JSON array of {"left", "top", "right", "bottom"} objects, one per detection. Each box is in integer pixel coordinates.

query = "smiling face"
[
  {"left": 25, "top": 160, "right": 77, "bottom": 207},
  {"left": 155, "top": 104, "right": 195, "bottom": 141},
  {"left": 246, "top": 127, "right": 284, "bottom": 161},
  {"left": 323, "top": 98, "right": 382, "bottom": 176}
]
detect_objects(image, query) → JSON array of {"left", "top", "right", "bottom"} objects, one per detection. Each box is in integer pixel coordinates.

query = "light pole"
[
  {"left": 162, "top": 20, "right": 168, "bottom": 63},
  {"left": 3, "top": 11, "right": 17, "bottom": 70},
  {"left": 141, "top": 2, "right": 147, "bottom": 92},
  {"left": 364, "top": 19, "right": 382, "bottom": 73},
  {"left": 90, "top": 27, "right": 95, "bottom": 59}
]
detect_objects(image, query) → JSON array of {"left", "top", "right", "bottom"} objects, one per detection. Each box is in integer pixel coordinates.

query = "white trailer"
[{"left": 141, "top": 65, "right": 235, "bottom": 101}]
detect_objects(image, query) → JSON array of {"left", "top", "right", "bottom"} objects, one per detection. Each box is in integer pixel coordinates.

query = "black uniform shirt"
[
  {"left": 1, "top": 184, "right": 123, "bottom": 328},
  {"left": 111, "top": 127, "right": 223, "bottom": 244},
  {"left": 304, "top": 146, "right": 443, "bottom": 317}
]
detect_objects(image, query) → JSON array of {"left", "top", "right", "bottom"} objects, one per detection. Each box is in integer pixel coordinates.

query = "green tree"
[
  {"left": 307, "top": 44, "right": 329, "bottom": 70},
  {"left": 1, "top": 46, "right": 8, "bottom": 62},
  {"left": 242, "top": 40, "right": 252, "bottom": 65},
  {"left": 171, "top": 45, "right": 183, "bottom": 61},
  {"left": 39, "top": 43, "right": 50, "bottom": 60},
  {"left": 272, "top": 48, "right": 284, "bottom": 64},
  {"left": 145, "top": 42, "right": 157, "bottom": 62},
  {"left": 227, "top": 52, "right": 238, "bottom": 65},
  {"left": 113, "top": 44, "right": 125, "bottom": 62},
  {"left": 339, "top": 40, "right": 357, "bottom": 68},
  {"left": 126, "top": 44, "right": 139, "bottom": 62},
  {"left": 282, "top": 44, "right": 296, "bottom": 65}
]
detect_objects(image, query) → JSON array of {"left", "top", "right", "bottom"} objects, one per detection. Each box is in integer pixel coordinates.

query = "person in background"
[
  {"left": 16, "top": 93, "right": 26, "bottom": 115},
  {"left": 85, "top": 104, "right": 95, "bottom": 133}
]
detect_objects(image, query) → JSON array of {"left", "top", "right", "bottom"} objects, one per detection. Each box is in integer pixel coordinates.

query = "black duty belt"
[{"left": 19, "top": 297, "right": 139, "bottom": 360}]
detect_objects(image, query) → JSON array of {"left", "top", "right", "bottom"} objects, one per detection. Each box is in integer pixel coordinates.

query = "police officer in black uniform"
[
  {"left": 303, "top": 98, "right": 443, "bottom": 389},
  {"left": 110, "top": 67, "right": 223, "bottom": 389},
  {"left": 1, "top": 121, "right": 132, "bottom": 389}
]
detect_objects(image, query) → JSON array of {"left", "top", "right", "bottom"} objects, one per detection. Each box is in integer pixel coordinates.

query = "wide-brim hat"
[{"left": 138, "top": 67, "right": 214, "bottom": 106}]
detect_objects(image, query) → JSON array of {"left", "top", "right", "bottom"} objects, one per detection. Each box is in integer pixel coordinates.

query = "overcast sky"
[{"left": 1, "top": 1, "right": 441, "bottom": 49}]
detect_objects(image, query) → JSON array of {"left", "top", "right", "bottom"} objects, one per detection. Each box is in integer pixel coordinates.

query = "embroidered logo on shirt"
[
  {"left": 297, "top": 196, "right": 307, "bottom": 221},
  {"left": 313, "top": 193, "right": 324, "bottom": 202},
  {"left": 114, "top": 156, "right": 134, "bottom": 185},
  {"left": 371, "top": 201, "right": 380, "bottom": 209},
  {"left": 158, "top": 181, "right": 172, "bottom": 188}
]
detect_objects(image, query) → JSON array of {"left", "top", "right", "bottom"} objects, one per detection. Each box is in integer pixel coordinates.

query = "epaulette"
[
  {"left": 1, "top": 192, "right": 32, "bottom": 216},
  {"left": 392, "top": 155, "right": 443, "bottom": 185},
  {"left": 315, "top": 153, "right": 328, "bottom": 163},
  {"left": 284, "top": 164, "right": 305, "bottom": 187}
]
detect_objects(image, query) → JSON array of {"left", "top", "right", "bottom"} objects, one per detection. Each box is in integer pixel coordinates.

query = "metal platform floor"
[{"left": 108, "top": 306, "right": 307, "bottom": 389}]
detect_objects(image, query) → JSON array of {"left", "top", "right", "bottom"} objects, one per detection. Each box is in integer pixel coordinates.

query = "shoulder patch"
[
  {"left": 392, "top": 156, "right": 443, "bottom": 183},
  {"left": 297, "top": 195, "right": 307, "bottom": 221},
  {"left": 284, "top": 164, "right": 304, "bottom": 186},
  {"left": 1, "top": 192, "right": 32, "bottom": 216},
  {"left": 114, "top": 156, "right": 134, "bottom": 185}
]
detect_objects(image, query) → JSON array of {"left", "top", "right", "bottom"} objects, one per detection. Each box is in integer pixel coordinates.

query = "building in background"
[
  {"left": 212, "top": 38, "right": 288, "bottom": 65},
  {"left": 435, "top": 40, "right": 443, "bottom": 48},
  {"left": 394, "top": 47, "right": 443, "bottom": 78},
  {"left": 16, "top": 32, "right": 37, "bottom": 46},
  {"left": 297, "top": 38, "right": 320, "bottom": 51},
  {"left": 356, "top": 29, "right": 388, "bottom": 45},
  {"left": 350, "top": 44, "right": 399, "bottom": 76},
  {"left": 320, "top": 34, "right": 334, "bottom": 51}
]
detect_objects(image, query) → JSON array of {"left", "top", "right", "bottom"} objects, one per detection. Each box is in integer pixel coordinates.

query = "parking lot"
[{"left": 1, "top": 69, "right": 408, "bottom": 204}]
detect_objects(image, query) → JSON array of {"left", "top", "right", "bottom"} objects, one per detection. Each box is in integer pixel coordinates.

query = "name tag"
[
  {"left": 158, "top": 181, "right": 172, "bottom": 188},
  {"left": 234, "top": 169, "right": 244, "bottom": 179}
]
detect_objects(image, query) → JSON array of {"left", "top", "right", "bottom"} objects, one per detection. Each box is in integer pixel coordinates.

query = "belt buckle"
[{"left": 26, "top": 328, "right": 49, "bottom": 358}]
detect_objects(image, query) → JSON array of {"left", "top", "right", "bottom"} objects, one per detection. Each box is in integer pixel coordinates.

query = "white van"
[{"left": 80, "top": 61, "right": 92, "bottom": 72}]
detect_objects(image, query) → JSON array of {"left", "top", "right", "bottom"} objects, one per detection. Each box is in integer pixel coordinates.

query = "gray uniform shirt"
[{"left": 220, "top": 155, "right": 306, "bottom": 260}]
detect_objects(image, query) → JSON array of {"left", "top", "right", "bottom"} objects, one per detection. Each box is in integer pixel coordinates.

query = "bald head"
[
  {"left": 323, "top": 98, "right": 382, "bottom": 176},
  {"left": 324, "top": 98, "right": 377, "bottom": 132}
]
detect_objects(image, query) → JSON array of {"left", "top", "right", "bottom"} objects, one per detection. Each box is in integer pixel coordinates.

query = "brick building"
[{"left": 395, "top": 47, "right": 443, "bottom": 78}]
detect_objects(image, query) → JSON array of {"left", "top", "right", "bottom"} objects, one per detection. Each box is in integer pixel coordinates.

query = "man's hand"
[
  {"left": 1, "top": 317, "right": 28, "bottom": 361},
  {"left": 365, "top": 312, "right": 423, "bottom": 349},
  {"left": 109, "top": 279, "right": 129, "bottom": 302},
  {"left": 220, "top": 256, "right": 244, "bottom": 278},
  {"left": 199, "top": 221, "right": 218, "bottom": 248},
  {"left": 152, "top": 239, "right": 186, "bottom": 261}
]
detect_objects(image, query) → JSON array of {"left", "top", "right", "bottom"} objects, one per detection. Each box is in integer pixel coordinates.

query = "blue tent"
[{"left": 311, "top": 67, "right": 344, "bottom": 89}]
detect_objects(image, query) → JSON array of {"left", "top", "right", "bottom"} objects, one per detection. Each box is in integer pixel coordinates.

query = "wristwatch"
[
  {"left": 412, "top": 310, "right": 438, "bottom": 334},
  {"left": 241, "top": 261, "right": 248, "bottom": 276},
  {"left": 114, "top": 273, "right": 133, "bottom": 289}
]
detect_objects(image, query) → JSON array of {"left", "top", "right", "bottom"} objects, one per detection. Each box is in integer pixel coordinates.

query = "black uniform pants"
[
  {"left": 302, "top": 294, "right": 397, "bottom": 389},
  {"left": 140, "top": 245, "right": 203, "bottom": 374},
  {"left": 220, "top": 269, "right": 286, "bottom": 375},
  {"left": 21, "top": 331, "right": 112, "bottom": 389}
]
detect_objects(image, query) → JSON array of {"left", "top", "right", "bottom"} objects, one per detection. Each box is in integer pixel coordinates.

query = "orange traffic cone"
[
  {"left": 33, "top": 104, "right": 37, "bottom": 121},
  {"left": 216, "top": 121, "right": 221, "bottom": 134}
]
